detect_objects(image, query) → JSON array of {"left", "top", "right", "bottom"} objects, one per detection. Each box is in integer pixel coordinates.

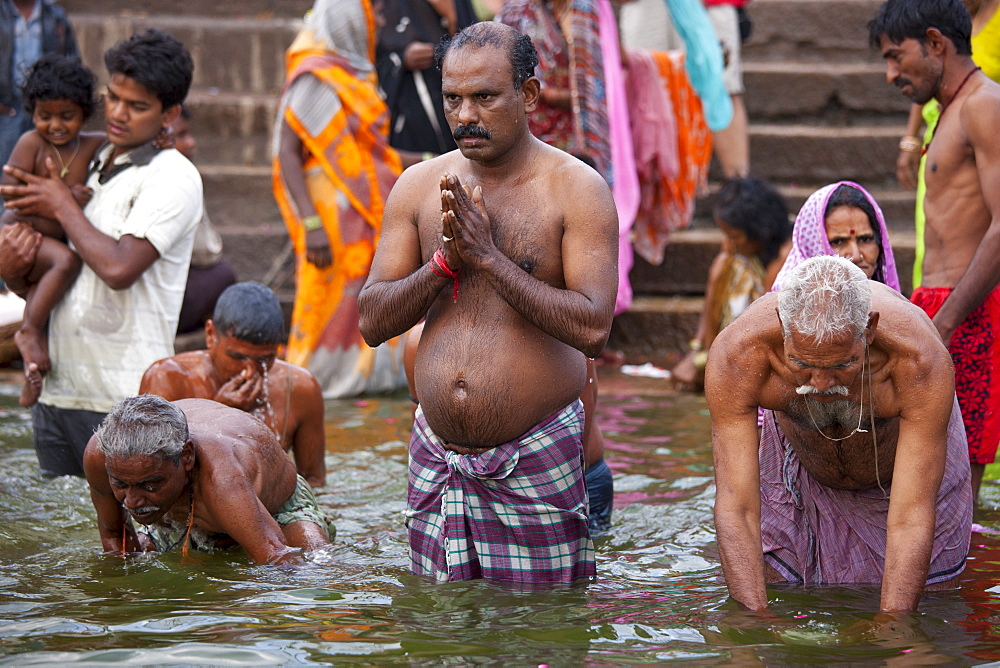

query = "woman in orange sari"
[{"left": 273, "top": 0, "right": 412, "bottom": 398}]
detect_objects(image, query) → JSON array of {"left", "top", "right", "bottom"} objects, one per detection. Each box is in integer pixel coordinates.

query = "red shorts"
[{"left": 911, "top": 286, "right": 1000, "bottom": 465}]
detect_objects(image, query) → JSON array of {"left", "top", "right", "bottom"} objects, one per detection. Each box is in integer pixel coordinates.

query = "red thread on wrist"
[{"left": 431, "top": 248, "right": 460, "bottom": 302}]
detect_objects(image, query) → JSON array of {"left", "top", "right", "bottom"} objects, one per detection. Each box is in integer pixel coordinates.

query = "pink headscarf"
[{"left": 771, "top": 181, "right": 900, "bottom": 293}]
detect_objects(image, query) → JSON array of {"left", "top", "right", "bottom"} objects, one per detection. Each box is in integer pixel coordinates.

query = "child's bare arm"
[
  {"left": 1, "top": 132, "right": 40, "bottom": 191},
  {"left": 2, "top": 132, "right": 66, "bottom": 240}
]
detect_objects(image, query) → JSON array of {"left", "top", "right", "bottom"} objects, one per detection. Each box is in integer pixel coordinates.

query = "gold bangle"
[
  {"left": 302, "top": 214, "right": 322, "bottom": 231},
  {"left": 421, "top": 152, "right": 435, "bottom": 161},
  {"left": 899, "top": 136, "right": 922, "bottom": 153},
  {"left": 688, "top": 338, "right": 703, "bottom": 352},
  {"left": 693, "top": 350, "right": 709, "bottom": 370}
]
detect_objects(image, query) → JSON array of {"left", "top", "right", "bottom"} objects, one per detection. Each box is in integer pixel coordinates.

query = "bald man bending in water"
[
  {"left": 707, "top": 256, "right": 972, "bottom": 613},
  {"left": 358, "top": 22, "right": 618, "bottom": 584},
  {"left": 139, "top": 282, "right": 326, "bottom": 487},
  {"left": 84, "top": 395, "right": 333, "bottom": 564}
]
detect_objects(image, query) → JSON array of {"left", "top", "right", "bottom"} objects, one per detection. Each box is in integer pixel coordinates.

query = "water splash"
[{"left": 251, "top": 365, "right": 278, "bottom": 441}]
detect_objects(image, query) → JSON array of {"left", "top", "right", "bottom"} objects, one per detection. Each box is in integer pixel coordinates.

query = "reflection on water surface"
[{"left": 1, "top": 372, "right": 1000, "bottom": 664}]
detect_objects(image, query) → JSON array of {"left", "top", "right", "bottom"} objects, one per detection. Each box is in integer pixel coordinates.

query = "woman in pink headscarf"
[{"left": 772, "top": 181, "right": 900, "bottom": 292}]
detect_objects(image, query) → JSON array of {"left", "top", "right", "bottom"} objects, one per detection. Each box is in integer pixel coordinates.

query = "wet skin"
[
  {"left": 878, "top": 29, "right": 1000, "bottom": 503},
  {"left": 359, "top": 41, "right": 619, "bottom": 448},
  {"left": 84, "top": 398, "right": 330, "bottom": 564},
  {"left": 707, "top": 282, "right": 961, "bottom": 612},
  {"left": 139, "top": 321, "right": 327, "bottom": 487}
]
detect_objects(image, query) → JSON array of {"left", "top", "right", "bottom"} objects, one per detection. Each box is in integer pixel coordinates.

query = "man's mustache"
[
  {"left": 454, "top": 125, "right": 491, "bottom": 140},
  {"left": 796, "top": 385, "right": 850, "bottom": 396},
  {"left": 129, "top": 505, "right": 160, "bottom": 520}
]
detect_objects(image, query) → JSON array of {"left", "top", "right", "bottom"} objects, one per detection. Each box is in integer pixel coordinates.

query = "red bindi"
[{"left": 849, "top": 229, "right": 855, "bottom": 235}]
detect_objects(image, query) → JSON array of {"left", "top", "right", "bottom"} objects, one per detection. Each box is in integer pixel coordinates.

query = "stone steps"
[
  {"left": 743, "top": 0, "right": 885, "bottom": 62},
  {"left": 70, "top": 14, "right": 300, "bottom": 95},
  {"left": 743, "top": 61, "right": 905, "bottom": 118},
  {"left": 695, "top": 182, "right": 916, "bottom": 234}
]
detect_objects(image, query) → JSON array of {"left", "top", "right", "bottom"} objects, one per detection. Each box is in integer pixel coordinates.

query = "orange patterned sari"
[{"left": 272, "top": 0, "right": 406, "bottom": 397}]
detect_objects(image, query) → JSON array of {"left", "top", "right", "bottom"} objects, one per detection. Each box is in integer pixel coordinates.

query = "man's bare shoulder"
[
  {"left": 82, "top": 431, "right": 109, "bottom": 486},
  {"left": 704, "top": 294, "right": 782, "bottom": 404},
  {"left": 536, "top": 140, "right": 609, "bottom": 190},
  {"left": 160, "top": 350, "right": 210, "bottom": 370},
  {"left": 712, "top": 292, "right": 782, "bottom": 354},
  {"left": 275, "top": 360, "right": 323, "bottom": 397},
  {"left": 384, "top": 151, "right": 459, "bottom": 222},
  {"left": 393, "top": 151, "right": 462, "bottom": 190},
  {"left": 528, "top": 142, "right": 616, "bottom": 226},
  {"left": 179, "top": 396, "right": 269, "bottom": 419},
  {"left": 180, "top": 398, "right": 283, "bottom": 460},
  {"left": 140, "top": 352, "right": 210, "bottom": 392},
  {"left": 963, "top": 75, "right": 1000, "bottom": 119},
  {"left": 959, "top": 78, "right": 1000, "bottom": 156},
  {"left": 869, "top": 283, "right": 952, "bottom": 371}
]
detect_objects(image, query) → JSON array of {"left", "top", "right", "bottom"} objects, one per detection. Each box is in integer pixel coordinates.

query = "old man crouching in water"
[
  {"left": 707, "top": 256, "right": 971, "bottom": 612},
  {"left": 84, "top": 395, "right": 333, "bottom": 564},
  {"left": 358, "top": 22, "right": 618, "bottom": 584}
]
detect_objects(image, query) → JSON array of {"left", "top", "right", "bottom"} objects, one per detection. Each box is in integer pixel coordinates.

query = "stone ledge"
[
  {"left": 198, "top": 166, "right": 281, "bottom": 227},
  {"left": 608, "top": 296, "right": 703, "bottom": 365},
  {"left": 744, "top": 61, "right": 907, "bottom": 118},
  {"left": 71, "top": 15, "right": 300, "bottom": 95},
  {"left": 744, "top": 0, "right": 886, "bottom": 62},
  {"left": 749, "top": 124, "right": 904, "bottom": 183}
]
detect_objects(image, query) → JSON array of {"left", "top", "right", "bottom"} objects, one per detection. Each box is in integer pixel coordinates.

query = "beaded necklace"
[{"left": 922, "top": 66, "right": 980, "bottom": 156}]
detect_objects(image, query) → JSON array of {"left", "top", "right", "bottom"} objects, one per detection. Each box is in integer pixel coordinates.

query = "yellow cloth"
[{"left": 973, "top": 7, "right": 1000, "bottom": 82}]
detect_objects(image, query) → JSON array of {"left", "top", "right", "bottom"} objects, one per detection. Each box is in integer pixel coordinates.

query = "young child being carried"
[{"left": 0, "top": 54, "right": 105, "bottom": 407}]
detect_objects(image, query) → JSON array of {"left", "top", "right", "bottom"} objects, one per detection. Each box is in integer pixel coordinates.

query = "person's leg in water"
[
  {"left": 15, "top": 236, "right": 81, "bottom": 407},
  {"left": 582, "top": 358, "right": 613, "bottom": 534}
]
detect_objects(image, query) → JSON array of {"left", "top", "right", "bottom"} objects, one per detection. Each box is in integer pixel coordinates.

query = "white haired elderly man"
[
  {"left": 83, "top": 395, "right": 333, "bottom": 564},
  {"left": 706, "top": 256, "right": 971, "bottom": 613}
]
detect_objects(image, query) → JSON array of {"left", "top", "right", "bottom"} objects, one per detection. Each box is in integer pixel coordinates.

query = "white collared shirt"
[{"left": 40, "top": 144, "right": 203, "bottom": 412}]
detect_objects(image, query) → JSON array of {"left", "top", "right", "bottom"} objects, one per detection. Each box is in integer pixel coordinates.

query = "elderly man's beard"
[
  {"left": 796, "top": 397, "right": 860, "bottom": 428},
  {"left": 795, "top": 385, "right": 858, "bottom": 428},
  {"left": 795, "top": 385, "right": 860, "bottom": 429}
]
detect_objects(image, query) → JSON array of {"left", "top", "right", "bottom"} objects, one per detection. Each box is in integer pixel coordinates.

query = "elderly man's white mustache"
[{"left": 795, "top": 385, "right": 850, "bottom": 396}]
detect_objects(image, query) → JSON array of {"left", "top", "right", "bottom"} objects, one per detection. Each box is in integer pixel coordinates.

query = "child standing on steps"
[{"left": 0, "top": 54, "right": 105, "bottom": 407}]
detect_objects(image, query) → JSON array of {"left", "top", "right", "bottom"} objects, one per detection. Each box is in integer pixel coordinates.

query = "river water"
[{"left": 2, "top": 371, "right": 1000, "bottom": 665}]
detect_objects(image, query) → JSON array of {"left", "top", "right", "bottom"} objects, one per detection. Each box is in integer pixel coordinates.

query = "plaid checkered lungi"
[{"left": 406, "top": 400, "right": 595, "bottom": 584}]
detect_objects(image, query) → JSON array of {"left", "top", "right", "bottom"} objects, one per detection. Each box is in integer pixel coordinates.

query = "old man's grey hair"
[
  {"left": 777, "top": 256, "right": 871, "bottom": 344},
  {"left": 96, "top": 395, "right": 189, "bottom": 464}
]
